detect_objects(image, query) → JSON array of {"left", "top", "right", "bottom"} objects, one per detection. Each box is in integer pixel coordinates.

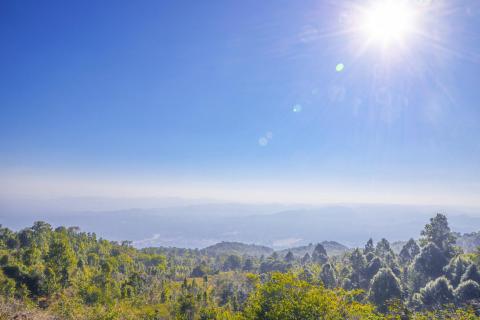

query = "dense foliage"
[{"left": 0, "top": 214, "right": 479, "bottom": 319}]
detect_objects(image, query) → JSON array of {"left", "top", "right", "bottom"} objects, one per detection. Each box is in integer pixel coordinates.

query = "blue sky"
[{"left": 1, "top": 0, "right": 480, "bottom": 206}]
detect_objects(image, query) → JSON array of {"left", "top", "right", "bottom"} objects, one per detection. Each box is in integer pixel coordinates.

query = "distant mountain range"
[
  {"left": 151, "top": 233, "right": 479, "bottom": 259},
  {"left": 1, "top": 202, "right": 479, "bottom": 250}
]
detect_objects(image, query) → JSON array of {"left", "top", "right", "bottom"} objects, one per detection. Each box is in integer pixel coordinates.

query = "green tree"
[
  {"left": 418, "top": 276, "right": 454, "bottom": 309},
  {"left": 364, "top": 238, "right": 375, "bottom": 255},
  {"left": 365, "top": 252, "right": 375, "bottom": 262},
  {"left": 420, "top": 213, "right": 456, "bottom": 258},
  {"left": 31, "top": 221, "right": 52, "bottom": 251},
  {"left": 454, "top": 280, "right": 480, "bottom": 303},
  {"left": 311, "top": 244, "right": 328, "bottom": 264},
  {"left": 243, "top": 258, "right": 254, "bottom": 271},
  {"left": 45, "top": 233, "right": 78, "bottom": 292},
  {"left": 410, "top": 242, "right": 448, "bottom": 286},
  {"left": 319, "top": 263, "right": 336, "bottom": 289},
  {"left": 399, "top": 239, "right": 420, "bottom": 265},
  {"left": 366, "top": 257, "right": 383, "bottom": 281},
  {"left": 0, "top": 272, "right": 16, "bottom": 298},
  {"left": 284, "top": 251, "right": 294, "bottom": 263},
  {"left": 259, "top": 259, "right": 290, "bottom": 274},
  {"left": 223, "top": 255, "right": 242, "bottom": 271},
  {"left": 368, "top": 268, "right": 402, "bottom": 313},
  {"left": 191, "top": 263, "right": 208, "bottom": 277},
  {"left": 175, "top": 292, "right": 197, "bottom": 320},
  {"left": 460, "top": 264, "right": 480, "bottom": 284},
  {"left": 243, "top": 273, "right": 379, "bottom": 320},
  {"left": 443, "top": 256, "right": 471, "bottom": 288},
  {"left": 375, "top": 238, "right": 394, "bottom": 259},
  {"left": 348, "top": 248, "right": 367, "bottom": 289},
  {"left": 301, "top": 253, "right": 311, "bottom": 264}
]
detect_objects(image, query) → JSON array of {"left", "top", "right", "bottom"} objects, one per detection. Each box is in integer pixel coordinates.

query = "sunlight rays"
[
  {"left": 295, "top": 0, "right": 475, "bottom": 125},
  {"left": 359, "top": 0, "right": 417, "bottom": 47}
]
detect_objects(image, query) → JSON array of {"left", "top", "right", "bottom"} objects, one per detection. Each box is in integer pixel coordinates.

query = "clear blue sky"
[{"left": 1, "top": 0, "right": 479, "bottom": 205}]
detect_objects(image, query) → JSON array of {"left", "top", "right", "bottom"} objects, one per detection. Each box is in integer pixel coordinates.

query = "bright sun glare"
[{"left": 360, "top": 0, "right": 417, "bottom": 46}]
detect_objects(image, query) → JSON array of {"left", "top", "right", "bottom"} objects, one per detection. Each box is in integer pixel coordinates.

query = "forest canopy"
[{"left": 0, "top": 213, "right": 479, "bottom": 319}]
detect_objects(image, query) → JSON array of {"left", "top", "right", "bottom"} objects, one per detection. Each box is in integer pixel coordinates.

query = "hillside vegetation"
[
  {"left": 0, "top": 214, "right": 479, "bottom": 319},
  {"left": 277, "top": 241, "right": 349, "bottom": 257},
  {"left": 201, "top": 242, "right": 273, "bottom": 258}
]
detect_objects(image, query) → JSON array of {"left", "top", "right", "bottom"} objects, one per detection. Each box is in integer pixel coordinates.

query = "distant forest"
[{"left": 1, "top": 213, "right": 479, "bottom": 319}]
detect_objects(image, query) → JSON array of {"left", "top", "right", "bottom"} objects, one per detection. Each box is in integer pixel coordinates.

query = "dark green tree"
[
  {"left": 349, "top": 248, "right": 367, "bottom": 288},
  {"left": 443, "top": 256, "right": 471, "bottom": 287},
  {"left": 375, "top": 238, "right": 394, "bottom": 259},
  {"left": 243, "top": 258, "right": 255, "bottom": 271},
  {"left": 418, "top": 276, "right": 454, "bottom": 309},
  {"left": 368, "top": 268, "right": 402, "bottom": 312},
  {"left": 349, "top": 248, "right": 367, "bottom": 273},
  {"left": 223, "top": 255, "right": 241, "bottom": 271},
  {"left": 454, "top": 280, "right": 480, "bottom": 303},
  {"left": 399, "top": 239, "right": 420, "bottom": 265},
  {"left": 420, "top": 213, "right": 456, "bottom": 258},
  {"left": 31, "top": 221, "right": 52, "bottom": 250},
  {"left": 259, "top": 260, "right": 289, "bottom": 273},
  {"left": 311, "top": 244, "right": 328, "bottom": 264},
  {"left": 365, "top": 252, "right": 375, "bottom": 262},
  {"left": 319, "top": 263, "right": 336, "bottom": 289},
  {"left": 411, "top": 242, "right": 448, "bottom": 281},
  {"left": 284, "top": 251, "right": 294, "bottom": 263},
  {"left": 364, "top": 238, "right": 375, "bottom": 255},
  {"left": 366, "top": 257, "right": 383, "bottom": 281},
  {"left": 301, "top": 253, "right": 311, "bottom": 264},
  {"left": 191, "top": 264, "right": 208, "bottom": 278},
  {"left": 460, "top": 264, "right": 480, "bottom": 284},
  {"left": 176, "top": 292, "right": 197, "bottom": 320}
]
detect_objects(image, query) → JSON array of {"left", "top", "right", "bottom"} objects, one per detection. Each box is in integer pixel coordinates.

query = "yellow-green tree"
[
  {"left": 45, "top": 233, "right": 77, "bottom": 293},
  {"left": 243, "top": 272, "right": 380, "bottom": 320}
]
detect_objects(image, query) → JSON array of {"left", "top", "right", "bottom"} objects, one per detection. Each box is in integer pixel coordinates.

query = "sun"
[{"left": 360, "top": 0, "right": 417, "bottom": 46}]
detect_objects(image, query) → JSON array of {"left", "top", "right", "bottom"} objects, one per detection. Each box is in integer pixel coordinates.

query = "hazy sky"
[{"left": 1, "top": 0, "right": 480, "bottom": 206}]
